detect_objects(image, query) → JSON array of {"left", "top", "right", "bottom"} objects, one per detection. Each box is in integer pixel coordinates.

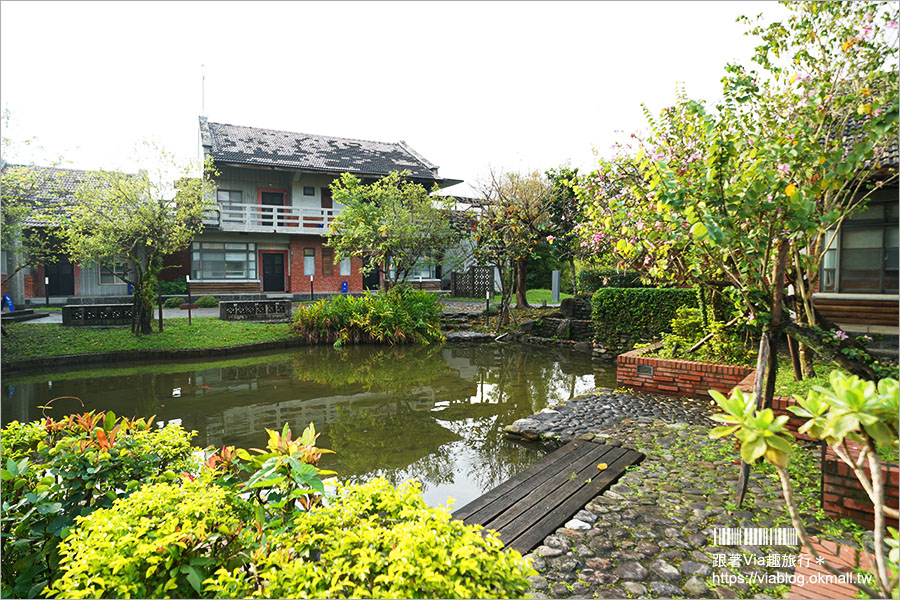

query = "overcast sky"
[{"left": 1, "top": 1, "right": 788, "bottom": 196}]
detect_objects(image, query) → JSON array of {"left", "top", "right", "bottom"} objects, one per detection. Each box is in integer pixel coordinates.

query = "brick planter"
[
  {"left": 822, "top": 442, "right": 899, "bottom": 529},
  {"left": 616, "top": 345, "right": 754, "bottom": 398}
]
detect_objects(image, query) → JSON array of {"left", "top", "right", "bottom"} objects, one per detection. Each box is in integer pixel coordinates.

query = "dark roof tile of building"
[{"left": 202, "top": 118, "right": 449, "bottom": 182}]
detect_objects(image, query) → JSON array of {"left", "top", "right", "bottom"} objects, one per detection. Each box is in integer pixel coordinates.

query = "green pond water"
[{"left": 2, "top": 343, "right": 615, "bottom": 508}]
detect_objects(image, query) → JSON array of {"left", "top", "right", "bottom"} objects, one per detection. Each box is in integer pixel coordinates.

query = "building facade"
[{"left": 169, "top": 118, "right": 461, "bottom": 296}]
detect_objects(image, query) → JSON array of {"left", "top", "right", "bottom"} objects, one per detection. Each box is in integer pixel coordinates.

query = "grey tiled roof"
[
  {"left": 1, "top": 165, "right": 105, "bottom": 227},
  {"left": 841, "top": 116, "right": 898, "bottom": 170},
  {"left": 203, "top": 119, "right": 444, "bottom": 181}
]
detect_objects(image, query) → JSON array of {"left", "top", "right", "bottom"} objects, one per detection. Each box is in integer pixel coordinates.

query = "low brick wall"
[
  {"left": 219, "top": 299, "right": 292, "bottom": 321},
  {"left": 822, "top": 442, "right": 899, "bottom": 529},
  {"left": 62, "top": 304, "right": 134, "bottom": 326},
  {"left": 616, "top": 345, "right": 754, "bottom": 398}
]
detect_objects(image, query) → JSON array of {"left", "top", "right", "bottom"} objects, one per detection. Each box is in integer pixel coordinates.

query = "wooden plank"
[
  {"left": 476, "top": 443, "right": 616, "bottom": 533},
  {"left": 452, "top": 440, "right": 592, "bottom": 522},
  {"left": 501, "top": 448, "right": 643, "bottom": 553},
  {"left": 460, "top": 443, "right": 608, "bottom": 527}
]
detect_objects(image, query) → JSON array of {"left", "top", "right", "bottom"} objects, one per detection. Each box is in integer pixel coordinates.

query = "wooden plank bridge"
[{"left": 453, "top": 440, "right": 644, "bottom": 554}]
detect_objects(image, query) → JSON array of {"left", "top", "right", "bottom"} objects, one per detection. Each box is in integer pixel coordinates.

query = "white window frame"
[{"left": 99, "top": 262, "right": 128, "bottom": 285}]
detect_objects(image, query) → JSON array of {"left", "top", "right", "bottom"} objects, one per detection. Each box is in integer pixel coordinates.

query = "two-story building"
[{"left": 171, "top": 118, "right": 461, "bottom": 297}]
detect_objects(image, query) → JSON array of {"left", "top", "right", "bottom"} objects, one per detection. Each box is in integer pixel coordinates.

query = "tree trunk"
[
  {"left": 783, "top": 322, "right": 879, "bottom": 380},
  {"left": 568, "top": 256, "right": 578, "bottom": 296},
  {"left": 7, "top": 240, "right": 26, "bottom": 308},
  {"left": 515, "top": 257, "right": 529, "bottom": 308}
]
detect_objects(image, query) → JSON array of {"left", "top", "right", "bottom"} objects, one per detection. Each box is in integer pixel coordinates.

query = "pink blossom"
[
  {"left": 777, "top": 163, "right": 791, "bottom": 176},
  {"left": 689, "top": 152, "right": 702, "bottom": 161},
  {"left": 833, "top": 330, "right": 849, "bottom": 341},
  {"left": 888, "top": 19, "right": 899, "bottom": 29},
  {"left": 546, "top": 235, "right": 555, "bottom": 244},
  {"left": 786, "top": 134, "right": 794, "bottom": 140}
]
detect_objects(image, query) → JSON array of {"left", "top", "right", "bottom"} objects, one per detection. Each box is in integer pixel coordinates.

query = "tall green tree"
[
  {"left": 326, "top": 170, "right": 466, "bottom": 288},
  {"left": 545, "top": 166, "right": 583, "bottom": 295},
  {"left": 48, "top": 148, "right": 216, "bottom": 335}
]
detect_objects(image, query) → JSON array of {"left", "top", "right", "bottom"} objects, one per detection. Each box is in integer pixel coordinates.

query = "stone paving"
[{"left": 505, "top": 393, "right": 870, "bottom": 600}]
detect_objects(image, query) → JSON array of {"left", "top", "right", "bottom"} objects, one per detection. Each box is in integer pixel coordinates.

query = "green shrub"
[
  {"left": 592, "top": 287, "right": 697, "bottom": 348},
  {"left": 162, "top": 296, "right": 184, "bottom": 308},
  {"left": 158, "top": 280, "right": 187, "bottom": 296},
  {"left": 205, "top": 478, "right": 536, "bottom": 599},
  {"left": 655, "top": 306, "right": 753, "bottom": 365},
  {"left": 46, "top": 478, "right": 255, "bottom": 599},
  {"left": 0, "top": 413, "right": 196, "bottom": 598},
  {"left": 291, "top": 287, "right": 444, "bottom": 347},
  {"left": 196, "top": 296, "right": 219, "bottom": 308}
]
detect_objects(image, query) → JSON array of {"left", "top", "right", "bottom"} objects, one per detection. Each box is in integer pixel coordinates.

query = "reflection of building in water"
[{"left": 204, "top": 387, "right": 458, "bottom": 448}]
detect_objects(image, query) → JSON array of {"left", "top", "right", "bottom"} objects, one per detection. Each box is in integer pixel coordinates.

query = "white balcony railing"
[{"left": 202, "top": 203, "right": 340, "bottom": 234}]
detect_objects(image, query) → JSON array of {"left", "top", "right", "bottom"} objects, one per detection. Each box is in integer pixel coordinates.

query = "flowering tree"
[{"left": 577, "top": 2, "right": 898, "bottom": 405}]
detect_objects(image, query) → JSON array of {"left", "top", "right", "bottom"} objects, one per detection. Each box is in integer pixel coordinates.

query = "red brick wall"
[
  {"left": 822, "top": 442, "right": 899, "bottom": 529},
  {"left": 288, "top": 236, "right": 363, "bottom": 294},
  {"left": 616, "top": 346, "right": 754, "bottom": 397}
]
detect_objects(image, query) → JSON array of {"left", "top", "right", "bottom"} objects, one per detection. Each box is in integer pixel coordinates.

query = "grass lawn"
[
  {"left": 447, "top": 288, "right": 574, "bottom": 304},
  {"left": 2, "top": 317, "right": 295, "bottom": 361}
]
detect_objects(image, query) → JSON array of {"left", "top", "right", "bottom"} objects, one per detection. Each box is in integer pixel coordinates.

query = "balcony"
[{"left": 202, "top": 203, "right": 340, "bottom": 234}]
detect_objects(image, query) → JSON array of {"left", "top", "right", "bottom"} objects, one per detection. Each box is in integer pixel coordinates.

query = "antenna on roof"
[{"left": 201, "top": 64, "right": 206, "bottom": 116}]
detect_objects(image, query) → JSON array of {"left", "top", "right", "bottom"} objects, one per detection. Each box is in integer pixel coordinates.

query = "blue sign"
[
  {"left": 341, "top": 281, "right": 348, "bottom": 294},
  {"left": 2, "top": 294, "right": 14, "bottom": 312},
  {"left": 127, "top": 283, "right": 134, "bottom": 295}
]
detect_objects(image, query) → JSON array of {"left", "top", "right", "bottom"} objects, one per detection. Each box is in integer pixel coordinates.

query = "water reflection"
[{"left": 2, "top": 344, "right": 613, "bottom": 507}]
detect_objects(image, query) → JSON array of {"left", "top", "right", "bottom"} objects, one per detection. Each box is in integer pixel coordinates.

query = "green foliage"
[
  {"left": 14, "top": 416, "right": 532, "bottom": 600},
  {"left": 291, "top": 287, "right": 444, "bottom": 347},
  {"left": 204, "top": 478, "right": 536, "bottom": 599},
  {"left": 195, "top": 296, "right": 219, "bottom": 308},
  {"left": 0, "top": 413, "right": 196, "bottom": 598},
  {"left": 49, "top": 148, "right": 218, "bottom": 335},
  {"left": 591, "top": 287, "right": 696, "bottom": 347},
  {"left": 327, "top": 171, "right": 465, "bottom": 287},
  {"left": 162, "top": 296, "right": 184, "bottom": 309},
  {"left": 710, "top": 370, "right": 900, "bottom": 599},
  {"left": 655, "top": 306, "right": 753, "bottom": 365},
  {"left": 158, "top": 280, "right": 187, "bottom": 296},
  {"left": 46, "top": 478, "right": 255, "bottom": 599},
  {"left": 577, "top": 267, "right": 647, "bottom": 293}
]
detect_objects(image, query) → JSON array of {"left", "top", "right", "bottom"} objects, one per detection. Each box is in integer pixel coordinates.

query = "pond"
[{"left": 2, "top": 343, "right": 615, "bottom": 508}]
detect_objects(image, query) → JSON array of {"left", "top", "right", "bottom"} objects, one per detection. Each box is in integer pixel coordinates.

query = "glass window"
[
  {"left": 303, "top": 186, "right": 315, "bottom": 196},
  {"left": 304, "top": 248, "right": 315, "bottom": 276},
  {"left": 340, "top": 258, "right": 351, "bottom": 276},
  {"left": 192, "top": 242, "right": 256, "bottom": 280},
  {"left": 322, "top": 247, "right": 334, "bottom": 276},
  {"left": 820, "top": 230, "right": 837, "bottom": 292},
  {"left": 217, "top": 190, "right": 242, "bottom": 205},
  {"left": 836, "top": 200, "right": 898, "bottom": 293},
  {"left": 99, "top": 262, "right": 128, "bottom": 285}
]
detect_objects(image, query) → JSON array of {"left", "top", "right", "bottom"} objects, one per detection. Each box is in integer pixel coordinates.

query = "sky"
[{"left": 1, "top": 1, "right": 789, "bottom": 196}]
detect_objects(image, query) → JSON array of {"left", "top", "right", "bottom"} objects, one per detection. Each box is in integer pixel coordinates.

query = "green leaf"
[
  {"left": 741, "top": 437, "right": 766, "bottom": 463},
  {"left": 182, "top": 565, "right": 203, "bottom": 593},
  {"left": 103, "top": 411, "right": 116, "bottom": 432},
  {"left": 709, "top": 425, "right": 740, "bottom": 439}
]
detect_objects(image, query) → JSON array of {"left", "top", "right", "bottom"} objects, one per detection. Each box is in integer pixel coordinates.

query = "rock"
[
  {"left": 635, "top": 540, "right": 660, "bottom": 557},
  {"left": 526, "top": 575, "right": 548, "bottom": 591},
  {"left": 578, "top": 569, "right": 619, "bottom": 585},
  {"left": 551, "top": 556, "right": 581, "bottom": 573},
  {"left": 688, "top": 533, "right": 708, "bottom": 547},
  {"left": 570, "top": 582, "right": 592, "bottom": 596},
  {"left": 585, "top": 557, "right": 613, "bottom": 570},
  {"left": 534, "top": 545, "right": 563, "bottom": 558},
  {"left": 549, "top": 582, "right": 570, "bottom": 598},
  {"left": 684, "top": 575, "right": 710, "bottom": 596},
  {"left": 715, "top": 587, "right": 739, "bottom": 598},
  {"left": 650, "top": 581, "right": 685, "bottom": 597},
  {"left": 528, "top": 555, "right": 546, "bottom": 571},
  {"left": 573, "top": 544, "right": 593, "bottom": 558},
  {"left": 621, "top": 581, "right": 647, "bottom": 596},
  {"left": 527, "top": 593, "right": 549, "bottom": 600},
  {"left": 564, "top": 519, "right": 591, "bottom": 531},
  {"left": 544, "top": 534, "right": 570, "bottom": 549},
  {"left": 680, "top": 560, "right": 712, "bottom": 576},
  {"left": 613, "top": 561, "right": 649, "bottom": 581},
  {"left": 649, "top": 558, "right": 681, "bottom": 581},
  {"left": 574, "top": 509, "right": 597, "bottom": 523}
]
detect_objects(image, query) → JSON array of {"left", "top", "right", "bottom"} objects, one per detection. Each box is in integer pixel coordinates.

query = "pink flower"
[
  {"left": 777, "top": 163, "right": 791, "bottom": 176},
  {"left": 546, "top": 235, "right": 555, "bottom": 244},
  {"left": 833, "top": 330, "right": 849, "bottom": 341},
  {"left": 888, "top": 19, "right": 899, "bottom": 29},
  {"left": 689, "top": 152, "right": 702, "bottom": 161}
]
